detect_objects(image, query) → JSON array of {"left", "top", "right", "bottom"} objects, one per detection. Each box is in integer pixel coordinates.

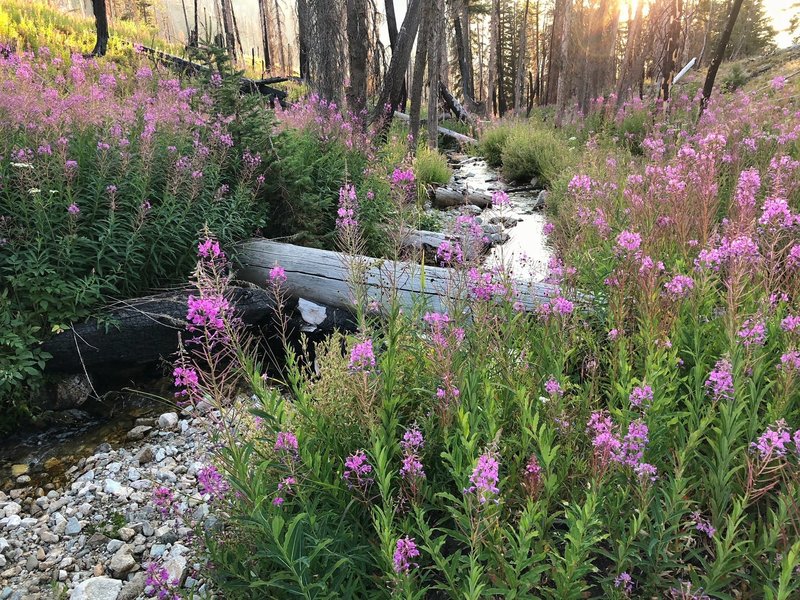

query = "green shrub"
[
  {"left": 478, "top": 125, "right": 511, "bottom": 167},
  {"left": 413, "top": 146, "right": 452, "bottom": 186},
  {"left": 501, "top": 125, "right": 570, "bottom": 185}
]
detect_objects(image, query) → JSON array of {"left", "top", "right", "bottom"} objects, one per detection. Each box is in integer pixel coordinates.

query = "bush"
[
  {"left": 478, "top": 125, "right": 511, "bottom": 167},
  {"left": 413, "top": 146, "right": 452, "bottom": 186},
  {"left": 501, "top": 125, "right": 570, "bottom": 185}
]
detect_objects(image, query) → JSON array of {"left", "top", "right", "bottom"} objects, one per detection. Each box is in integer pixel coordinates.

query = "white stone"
[
  {"left": 69, "top": 576, "right": 123, "bottom": 600},
  {"left": 4, "top": 515, "right": 20, "bottom": 530},
  {"left": 298, "top": 298, "right": 327, "bottom": 326},
  {"left": 3, "top": 503, "right": 21, "bottom": 517},
  {"left": 158, "top": 412, "right": 179, "bottom": 430}
]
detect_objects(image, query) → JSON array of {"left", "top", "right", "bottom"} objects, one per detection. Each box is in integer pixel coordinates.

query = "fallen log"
[
  {"left": 236, "top": 239, "right": 555, "bottom": 313},
  {"left": 393, "top": 111, "right": 477, "bottom": 145},
  {"left": 439, "top": 83, "right": 470, "bottom": 122},
  {"left": 430, "top": 187, "right": 492, "bottom": 209},
  {"left": 41, "top": 288, "right": 273, "bottom": 372}
]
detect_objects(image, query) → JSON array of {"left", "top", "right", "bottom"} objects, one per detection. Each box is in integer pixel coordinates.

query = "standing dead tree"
[
  {"left": 660, "top": 0, "right": 683, "bottom": 101},
  {"left": 699, "top": 0, "right": 745, "bottom": 117},
  {"left": 91, "top": 0, "right": 109, "bottom": 57},
  {"left": 347, "top": 0, "right": 369, "bottom": 116}
]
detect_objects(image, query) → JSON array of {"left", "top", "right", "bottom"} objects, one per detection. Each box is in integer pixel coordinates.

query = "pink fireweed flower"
[
  {"left": 400, "top": 454, "right": 425, "bottom": 480},
  {"left": 587, "top": 411, "right": 622, "bottom": 470},
  {"left": 771, "top": 76, "right": 787, "bottom": 90},
  {"left": 779, "top": 350, "right": 800, "bottom": 371},
  {"left": 423, "top": 312, "right": 464, "bottom": 348},
  {"left": 67, "top": 203, "right": 80, "bottom": 215},
  {"left": 390, "top": 167, "right": 415, "bottom": 187},
  {"left": 781, "top": 315, "right": 800, "bottom": 332},
  {"left": 349, "top": 339, "right": 376, "bottom": 372},
  {"left": 173, "top": 365, "right": 200, "bottom": 399},
  {"left": 186, "top": 294, "right": 230, "bottom": 331},
  {"left": 615, "top": 230, "right": 642, "bottom": 254},
  {"left": 608, "top": 328, "right": 620, "bottom": 340},
  {"left": 435, "top": 240, "right": 464, "bottom": 265},
  {"left": 705, "top": 359, "right": 734, "bottom": 400},
  {"left": 197, "top": 465, "right": 229, "bottom": 500},
  {"left": 544, "top": 376, "right": 563, "bottom": 397},
  {"left": 759, "top": 197, "right": 795, "bottom": 229},
  {"left": 336, "top": 183, "right": 359, "bottom": 229},
  {"left": 275, "top": 431, "right": 299, "bottom": 454},
  {"left": 635, "top": 462, "right": 658, "bottom": 483},
  {"left": 543, "top": 222, "right": 555, "bottom": 236},
  {"left": 614, "top": 572, "right": 633, "bottom": 595},
  {"left": 629, "top": 385, "right": 653, "bottom": 408},
  {"left": 734, "top": 168, "right": 761, "bottom": 209},
  {"left": 269, "top": 264, "right": 287, "bottom": 284},
  {"left": 393, "top": 536, "right": 420, "bottom": 574},
  {"left": 491, "top": 190, "right": 510, "bottom": 208},
  {"left": 464, "top": 453, "right": 500, "bottom": 504},
  {"left": 751, "top": 420, "right": 792, "bottom": 460},
  {"left": 401, "top": 427, "right": 424, "bottom": 453},
  {"left": 144, "top": 562, "right": 180, "bottom": 600},
  {"left": 197, "top": 238, "right": 224, "bottom": 261},
  {"left": 788, "top": 244, "right": 800, "bottom": 269},
  {"left": 152, "top": 487, "right": 176, "bottom": 517},
  {"left": 618, "top": 421, "right": 649, "bottom": 467},
  {"left": 522, "top": 454, "right": 543, "bottom": 497},
  {"left": 343, "top": 450, "right": 373, "bottom": 490},
  {"left": 737, "top": 319, "right": 766, "bottom": 347},
  {"left": 664, "top": 275, "right": 694, "bottom": 299},
  {"left": 692, "top": 512, "right": 716, "bottom": 539}
]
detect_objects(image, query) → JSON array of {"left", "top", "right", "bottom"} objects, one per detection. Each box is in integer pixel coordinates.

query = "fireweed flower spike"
[
  {"left": 349, "top": 339, "right": 376, "bottom": 372},
  {"left": 464, "top": 453, "right": 500, "bottom": 504},
  {"left": 393, "top": 536, "right": 420, "bottom": 574},
  {"left": 343, "top": 450, "right": 373, "bottom": 490},
  {"left": 705, "top": 359, "right": 734, "bottom": 401},
  {"left": 197, "top": 465, "right": 230, "bottom": 501}
]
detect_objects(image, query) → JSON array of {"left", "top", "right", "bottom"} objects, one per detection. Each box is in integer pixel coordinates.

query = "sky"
[{"left": 766, "top": 0, "right": 798, "bottom": 48}]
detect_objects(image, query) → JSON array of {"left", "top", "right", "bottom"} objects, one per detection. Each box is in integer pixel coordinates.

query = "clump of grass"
[
  {"left": 414, "top": 146, "right": 452, "bottom": 186},
  {"left": 501, "top": 125, "right": 570, "bottom": 185},
  {"left": 478, "top": 125, "right": 511, "bottom": 167}
]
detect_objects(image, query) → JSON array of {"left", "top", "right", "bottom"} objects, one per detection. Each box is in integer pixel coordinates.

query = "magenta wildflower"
[
  {"left": 692, "top": 512, "right": 716, "bottom": 538},
  {"left": 522, "top": 454, "right": 543, "bottom": 497},
  {"left": 635, "top": 462, "right": 658, "bottom": 483},
  {"left": 618, "top": 421, "right": 649, "bottom": 467},
  {"left": 705, "top": 359, "right": 734, "bottom": 400},
  {"left": 544, "top": 376, "right": 563, "bottom": 397},
  {"left": 400, "top": 454, "right": 425, "bottom": 480},
  {"left": 491, "top": 190, "right": 510, "bottom": 207},
  {"left": 393, "top": 536, "right": 420, "bottom": 574},
  {"left": 435, "top": 240, "right": 464, "bottom": 265},
  {"left": 343, "top": 450, "right": 373, "bottom": 490},
  {"left": 664, "top": 275, "right": 694, "bottom": 299},
  {"left": 144, "top": 561, "right": 180, "bottom": 600},
  {"left": 197, "top": 238, "right": 224, "bottom": 260},
  {"left": 780, "top": 350, "right": 800, "bottom": 371},
  {"left": 197, "top": 465, "right": 230, "bottom": 501},
  {"left": 67, "top": 203, "right": 80, "bottom": 215},
  {"left": 349, "top": 339, "right": 376, "bottom": 372},
  {"left": 738, "top": 319, "right": 766, "bottom": 347},
  {"left": 401, "top": 427, "right": 424, "bottom": 453},
  {"left": 275, "top": 431, "right": 299, "bottom": 454},
  {"left": 336, "top": 183, "right": 359, "bottom": 229},
  {"left": 616, "top": 230, "right": 642, "bottom": 254},
  {"left": 614, "top": 572, "right": 633, "bottom": 594},
  {"left": 629, "top": 385, "right": 653, "bottom": 408},
  {"left": 186, "top": 294, "right": 230, "bottom": 331},
  {"left": 173, "top": 365, "right": 199, "bottom": 399},
  {"left": 152, "top": 487, "right": 176, "bottom": 517},
  {"left": 464, "top": 453, "right": 500, "bottom": 504},
  {"left": 751, "top": 420, "right": 792, "bottom": 460},
  {"left": 269, "top": 264, "right": 287, "bottom": 284},
  {"left": 781, "top": 315, "right": 800, "bottom": 332}
]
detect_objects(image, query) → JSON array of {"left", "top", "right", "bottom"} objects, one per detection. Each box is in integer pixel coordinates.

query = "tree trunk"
[
  {"left": 347, "top": 0, "right": 369, "bottom": 116},
  {"left": 545, "top": 0, "right": 565, "bottom": 105},
  {"left": 427, "top": 0, "right": 443, "bottom": 148},
  {"left": 219, "top": 0, "right": 237, "bottom": 59},
  {"left": 273, "top": 0, "right": 286, "bottom": 73},
  {"left": 699, "top": 0, "right": 744, "bottom": 116},
  {"left": 297, "top": 0, "right": 309, "bottom": 79},
  {"left": 91, "top": 0, "right": 109, "bottom": 57},
  {"left": 408, "top": 7, "right": 431, "bottom": 150},
  {"left": 488, "top": 0, "right": 499, "bottom": 115},
  {"left": 384, "top": 0, "right": 408, "bottom": 110},
  {"left": 554, "top": 0, "right": 572, "bottom": 126},
  {"left": 258, "top": 0, "right": 272, "bottom": 72},
  {"left": 615, "top": 0, "right": 644, "bottom": 111},
  {"left": 660, "top": 0, "right": 683, "bottom": 102},
  {"left": 371, "top": 0, "right": 424, "bottom": 124},
  {"left": 514, "top": 0, "right": 530, "bottom": 115}
]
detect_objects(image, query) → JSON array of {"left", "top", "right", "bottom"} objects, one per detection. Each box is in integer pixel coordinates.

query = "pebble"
[
  {"left": 69, "top": 576, "right": 122, "bottom": 600},
  {"left": 158, "top": 412, "right": 179, "bottom": 430},
  {"left": 125, "top": 425, "right": 152, "bottom": 441},
  {"left": 65, "top": 516, "right": 82, "bottom": 536}
]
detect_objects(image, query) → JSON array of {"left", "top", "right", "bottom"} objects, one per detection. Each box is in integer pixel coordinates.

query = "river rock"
[
  {"left": 126, "top": 425, "right": 152, "bottom": 441},
  {"left": 70, "top": 577, "right": 123, "bottom": 600},
  {"left": 65, "top": 516, "right": 82, "bottom": 536},
  {"left": 118, "top": 571, "right": 147, "bottom": 600},
  {"left": 157, "top": 412, "right": 179, "bottom": 430},
  {"left": 163, "top": 554, "right": 187, "bottom": 585},
  {"left": 134, "top": 445, "right": 155, "bottom": 465},
  {"left": 533, "top": 189, "right": 548, "bottom": 209},
  {"left": 53, "top": 374, "right": 93, "bottom": 409},
  {"left": 108, "top": 544, "right": 136, "bottom": 577}
]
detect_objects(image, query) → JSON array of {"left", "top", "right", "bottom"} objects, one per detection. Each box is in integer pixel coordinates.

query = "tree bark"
[
  {"left": 297, "top": 0, "right": 309, "bottom": 79},
  {"left": 488, "top": 0, "right": 499, "bottom": 115},
  {"left": 514, "top": 0, "right": 530, "bottom": 115},
  {"left": 371, "top": 0, "right": 424, "bottom": 124},
  {"left": 699, "top": 0, "right": 744, "bottom": 116},
  {"left": 347, "top": 0, "right": 369, "bottom": 116},
  {"left": 427, "top": 0, "right": 443, "bottom": 148},
  {"left": 384, "top": 0, "right": 408, "bottom": 110},
  {"left": 408, "top": 5, "right": 431, "bottom": 150},
  {"left": 660, "top": 0, "right": 684, "bottom": 101},
  {"left": 91, "top": 0, "right": 109, "bottom": 57},
  {"left": 545, "top": 0, "right": 565, "bottom": 105},
  {"left": 219, "top": 0, "right": 237, "bottom": 59},
  {"left": 273, "top": 0, "right": 286, "bottom": 73},
  {"left": 258, "top": 0, "right": 272, "bottom": 72},
  {"left": 615, "top": 0, "right": 644, "bottom": 111},
  {"left": 554, "top": 0, "right": 573, "bottom": 126}
]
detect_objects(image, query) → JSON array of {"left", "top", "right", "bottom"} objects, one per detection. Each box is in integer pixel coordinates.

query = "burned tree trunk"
[
  {"left": 699, "top": 0, "right": 745, "bottom": 117},
  {"left": 219, "top": 0, "right": 237, "bottom": 59},
  {"left": 91, "top": 0, "right": 109, "bottom": 57},
  {"left": 660, "top": 0, "right": 683, "bottom": 102},
  {"left": 514, "top": 0, "right": 530, "bottom": 115},
  {"left": 347, "top": 0, "right": 369, "bottom": 115},
  {"left": 384, "top": 0, "right": 408, "bottom": 111},
  {"left": 371, "top": 0, "right": 424, "bottom": 124},
  {"left": 554, "top": 0, "right": 573, "bottom": 126},
  {"left": 258, "top": 0, "right": 272, "bottom": 72},
  {"left": 408, "top": 4, "right": 431, "bottom": 150},
  {"left": 427, "top": 0, "right": 443, "bottom": 148}
]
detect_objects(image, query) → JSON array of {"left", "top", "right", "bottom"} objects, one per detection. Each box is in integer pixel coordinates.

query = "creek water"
[
  {"left": 0, "top": 157, "right": 552, "bottom": 491},
  {"left": 446, "top": 154, "right": 553, "bottom": 280}
]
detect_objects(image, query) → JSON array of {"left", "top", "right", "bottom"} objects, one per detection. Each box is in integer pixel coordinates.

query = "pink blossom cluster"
[
  {"left": 343, "top": 450, "right": 373, "bottom": 490},
  {"left": 393, "top": 536, "right": 420, "bottom": 574},
  {"left": 422, "top": 312, "right": 464, "bottom": 349},
  {"left": 349, "top": 339, "right": 376, "bottom": 372},
  {"left": 464, "top": 453, "right": 500, "bottom": 504},
  {"left": 751, "top": 419, "right": 800, "bottom": 460}
]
